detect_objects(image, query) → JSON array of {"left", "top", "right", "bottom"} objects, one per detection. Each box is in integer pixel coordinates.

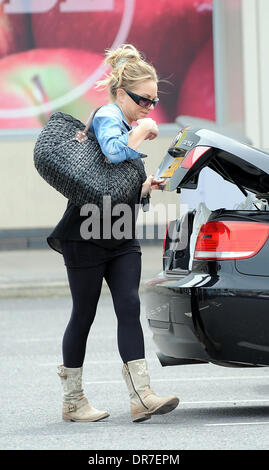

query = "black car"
[{"left": 145, "top": 126, "right": 269, "bottom": 368}]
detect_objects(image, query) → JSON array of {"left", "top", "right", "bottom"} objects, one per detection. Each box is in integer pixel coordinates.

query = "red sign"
[{"left": 0, "top": 0, "right": 214, "bottom": 130}]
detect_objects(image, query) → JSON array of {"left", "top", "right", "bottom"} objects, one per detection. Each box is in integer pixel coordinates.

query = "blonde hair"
[{"left": 95, "top": 44, "right": 159, "bottom": 102}]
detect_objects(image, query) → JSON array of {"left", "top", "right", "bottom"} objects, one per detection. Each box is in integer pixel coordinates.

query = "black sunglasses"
[{"left": 125, "top": 89, "right": 159, "bottom": 109}]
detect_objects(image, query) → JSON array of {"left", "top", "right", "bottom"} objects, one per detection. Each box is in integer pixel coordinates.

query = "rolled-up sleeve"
[{"left": 93, "top": 114, "right": 144, "bottom": 163}]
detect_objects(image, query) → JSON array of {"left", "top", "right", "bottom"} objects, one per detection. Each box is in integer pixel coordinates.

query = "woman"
[{"left": 47, "top": 44, "right": 179, "bottom": 423}]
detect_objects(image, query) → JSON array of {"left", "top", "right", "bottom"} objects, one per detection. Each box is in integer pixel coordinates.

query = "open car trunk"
[
  {"left": 157, "top": 127, "right": 269, "bottom": 275},
  {"left": 155, "top": 127, "right": 269, "bottom": 196}
]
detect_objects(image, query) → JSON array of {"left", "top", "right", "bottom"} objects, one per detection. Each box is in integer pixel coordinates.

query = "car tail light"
[
  {"left": 180, "top": 146, "right": 211, "bottom": 169},
  {"left": 194, "top": 221, "right": 269, "bottom": 260}
]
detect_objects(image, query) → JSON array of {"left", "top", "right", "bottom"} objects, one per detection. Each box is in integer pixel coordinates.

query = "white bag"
[{"left": 233, "top": 192, "right": 267, "bottom": 210}]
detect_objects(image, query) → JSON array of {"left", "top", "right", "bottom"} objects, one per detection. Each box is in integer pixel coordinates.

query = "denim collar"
[{"left": 113, "top": 102, "right": 133, "bottom": 131}]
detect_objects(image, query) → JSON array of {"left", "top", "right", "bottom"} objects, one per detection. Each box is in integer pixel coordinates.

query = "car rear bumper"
[{"left": 145, "top": 267, "right": 269, "bottom": 367}]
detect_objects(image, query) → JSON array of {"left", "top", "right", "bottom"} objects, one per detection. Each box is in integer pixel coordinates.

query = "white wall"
[
  {"left": 212, "top": 0, "right": 269, "bottom": 149},
  {"left": 213, "top": 0, "right": 245, "bottom": 135},
  {"left": 242, "top": 0, "right": 269, "bottom": 149}
]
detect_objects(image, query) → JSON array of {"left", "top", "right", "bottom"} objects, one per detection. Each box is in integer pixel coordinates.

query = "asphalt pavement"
[
  {"left": 2, "top": 244, "right": 269, "bottom": 450},
  {"left": 0, "top": 243, "right": 164, "bottom": 298},
  {"left": 2, "top": 294, "right": 269, "bottom": 450}
]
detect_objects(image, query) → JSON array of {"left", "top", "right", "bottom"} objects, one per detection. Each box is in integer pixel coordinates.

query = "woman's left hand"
[{"left": 141, "top": 174, "right": 165, "bottom": 198}]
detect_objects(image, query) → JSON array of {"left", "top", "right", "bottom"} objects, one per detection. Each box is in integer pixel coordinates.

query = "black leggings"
[{"left": 62, "top": 252, "right": 145, "bottom": 367}]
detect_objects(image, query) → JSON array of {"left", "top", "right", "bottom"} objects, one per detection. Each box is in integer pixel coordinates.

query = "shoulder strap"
[
  {"left": 74, "top": 106, "right": 103, "bottom": 142},
  {"left": 84, "top": 106, "right": 103, "bottom": 133}
]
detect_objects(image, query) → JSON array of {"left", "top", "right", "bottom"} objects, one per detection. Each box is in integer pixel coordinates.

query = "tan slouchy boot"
[
  {"left": 57, "top": 365, "right": 109, "bottom": 422},
  {"left": 122, "top": 358, "right": 179, "bottom": 423}
]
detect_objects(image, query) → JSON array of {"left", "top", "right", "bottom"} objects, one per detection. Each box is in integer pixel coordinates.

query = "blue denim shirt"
[
  {"left": 87, "top": 102, "right": 147, "bottom": 163},
  {"left": 87, "top": 102, "right": 150, "bottom": 210}
]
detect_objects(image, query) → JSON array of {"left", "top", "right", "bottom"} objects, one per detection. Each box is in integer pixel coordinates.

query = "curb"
[
  {"left": 0, "top": 280, "right": 148, "bottom": 299},
  {"left": 0, "top": 281, "right": 71, "bottom": 299}
]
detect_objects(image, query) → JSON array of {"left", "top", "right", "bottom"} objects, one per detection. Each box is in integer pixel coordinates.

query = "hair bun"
[
  {"left": 95, "top": 43, "right": 158, "bottom": 102},
  {"left": 114, "top": 57, "right": 128, "bottom": 70},
  {"left": 105, "top": 44, "right": 142, "bottom": 70}
]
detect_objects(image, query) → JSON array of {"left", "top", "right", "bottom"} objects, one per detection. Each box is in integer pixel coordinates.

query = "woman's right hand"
[
  {"left": 136, "top": 118, "right": 159, "bottom": 140},
  {"left": 128, "top": 118, "right": 158, "bottom": 150}
]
